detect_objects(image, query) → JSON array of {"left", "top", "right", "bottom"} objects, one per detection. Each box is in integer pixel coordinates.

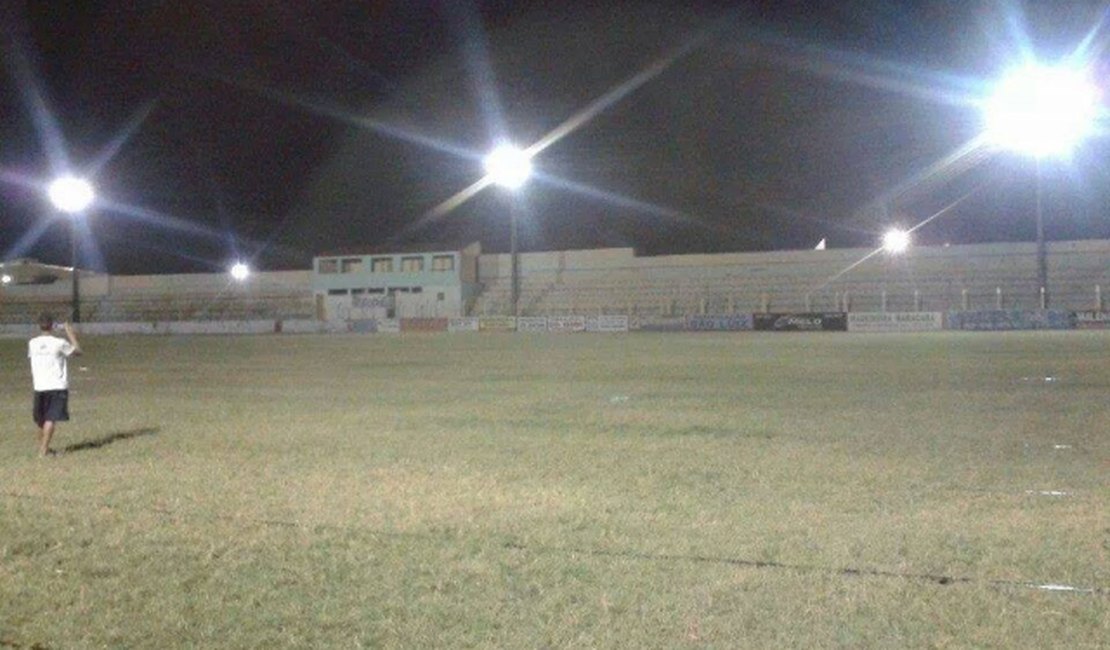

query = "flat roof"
[{"left": 317, "top": 242, "right": 478, "bottom": 257}]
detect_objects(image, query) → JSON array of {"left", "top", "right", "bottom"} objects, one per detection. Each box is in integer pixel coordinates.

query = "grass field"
[{"left": 0, "top": 331, "right": 1107, "bottom": 648}]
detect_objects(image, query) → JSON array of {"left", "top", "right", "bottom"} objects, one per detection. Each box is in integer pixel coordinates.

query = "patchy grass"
[{"left": 0, "top": 332, "right": 1107, "bottom": 648}]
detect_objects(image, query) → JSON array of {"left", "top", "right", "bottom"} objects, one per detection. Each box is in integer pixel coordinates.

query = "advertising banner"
[
  {"left": 279, "top": 319, "right": 326, "bottom": 334},
  {"left": 448, "top": 317, "right": 480, "bottom": 332},
  {"left": 847, "top": 312, "right": 944, "bottom": 333},
  {"left": 685, "top": 314, "right": 754, "bottom": 331},
  {"left": 516, "top": 316, "right": 549, "bottom": 332},
  {"left": 318, "top": 320, "right": 352, "bottom": 334},
  {"left": 349, "top": 295, "right": 391, "bottom": 320},
  {"left": 1074, "top": 311, "right": 1110, "bottom": 330},
  {"left": 479, "top": 316, "right": 517, "bottom": 332},
  {"left": 401, "top": 318, "right": 448, "bottom": 332},
  {"left": 632, "top": 316, "right": 686, "bottom": 332},
  {"left": 75, "top": 322, "right": 159, "bottom": 336},
  {"left": 160, "top": 320, "right": 276, "bottom": 335},
  {"left": 547, "top": 315, "right": 587, "bottom": 333},
  {"left": 0, "top": 324, "right": 36, "bottom": 338},
  {"left": 754, "top": 312, "right": 847, "bottom": 332},
  {"left": 375, "top": 318, "right": 401, "bottom": 334},
  {"left": 946, "top": 310, "right": 1075, "bottom": 331},
  {"left": 586, "top": 315, "right": 630, "bottom": 332}
]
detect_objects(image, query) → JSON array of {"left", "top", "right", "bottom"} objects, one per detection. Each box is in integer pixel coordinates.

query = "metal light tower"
[
  {"left": 983, "top": 63, "right": 1099, "bottom": 308},
  {"left": 484, "top": 145, "right": 533, "bottom": 316},
  {"left": 47, "top": 176, "right": 95, "bottom": 322}
]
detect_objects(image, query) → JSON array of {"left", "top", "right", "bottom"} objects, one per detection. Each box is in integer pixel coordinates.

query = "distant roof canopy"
[
  {"left": 0, "top": 258, "right": 86, "bottom": 285},
  {"left": 316, "top": 242, "right": 481, "bottom": 257}
]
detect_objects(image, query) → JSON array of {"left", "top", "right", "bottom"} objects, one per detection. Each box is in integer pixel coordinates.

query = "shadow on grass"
[
  {"left": 61, "top": 427, "right": 159, "bottom": 454},
  {"left": 504, "top": 542, "right": 1103, "bottom": 594},
  {"left": 0, "top": 636, "right": 51, "bottom": 649}
]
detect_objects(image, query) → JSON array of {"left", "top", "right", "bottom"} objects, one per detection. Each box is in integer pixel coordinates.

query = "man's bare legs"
[{"left": 38, "top": 421, "right": 55, "bottom": 457}]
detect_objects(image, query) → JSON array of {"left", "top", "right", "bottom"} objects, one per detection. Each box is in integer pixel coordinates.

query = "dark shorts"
[{"left": 33, "top": 390, "right": 69, "bottom": 427}]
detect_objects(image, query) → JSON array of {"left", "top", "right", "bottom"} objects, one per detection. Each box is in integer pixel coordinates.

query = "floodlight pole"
[
  {"left": 510, "top": 202, "right": 520, "bottom": 317},
  {"left": 70, "top": 217, "right": 81, "bottom": 323},
  {"left": 48, "top": 176, "right": 94, "bottom": 322},
  {"left": 984, "top": 63, "right": 1098, "bottom": 308},
  {"left": 483, "top": 144, "right": 530, "bottom": 316},
  {"left": 1034, "top": 163, "right": 1048, "bottom": 308}
]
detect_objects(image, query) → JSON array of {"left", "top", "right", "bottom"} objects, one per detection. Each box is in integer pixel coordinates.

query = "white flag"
[{"left": 814, "top": 238, "right": 826, "bottom": 250}]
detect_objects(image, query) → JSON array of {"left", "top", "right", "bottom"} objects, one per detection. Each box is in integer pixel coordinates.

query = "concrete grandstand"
[
  {"left": 0, "top": 260, "right": 313, "bottom": 325},
  {"left": 473, "top": 240, "right": 1108, "bottom": 316},
  {"left": 1, "top": 239, "right": 1106, "bottom": 324}
]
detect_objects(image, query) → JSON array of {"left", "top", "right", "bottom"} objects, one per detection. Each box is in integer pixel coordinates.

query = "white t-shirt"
[{"left": 28, "top": 334, "right": 77, "bottom": 392}]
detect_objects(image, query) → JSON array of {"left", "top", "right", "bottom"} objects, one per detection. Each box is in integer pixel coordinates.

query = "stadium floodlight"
[
  {"left": 484, "top": 143, "right": 533, "bottom": 316},
  {"left": 882, "top": 228, "right": 911, "bottom": 254},
  {"left": 983, "top": 64, "right": 1099, "bottom": 159},
  {"left": 230, "top": 262, "right": 251, "bottom": 281},
  {"left": 47, "top": 175, "right": 96, "bottom": 322},
  {"left": 982, "top": 63, "right": 1099, "bottom": 307},
  {"left": 47, "top": 175, "right": 96, "bottom": 214},
  {"left": 483, "top": 145, "right": 533, "bottom": 189}
]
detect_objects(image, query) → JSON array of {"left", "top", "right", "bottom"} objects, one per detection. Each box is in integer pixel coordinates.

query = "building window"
[
  {"left": 318, "top": 259, "right": 339, "bottom": 274},
  {"left": 341, "top": 258, "right": 363, "bottom": 273},
  {"left": 327, "top": 289, "right": 348, "bottom": 296},
  {"left": 401, "top": 256, "right": 424, "bottom": 272},
  {"left": 371, "top": 257, "right": 393, "bottom": 272},
  {"left": 432, "top": 255, "right": 455, "bottom": 272}
]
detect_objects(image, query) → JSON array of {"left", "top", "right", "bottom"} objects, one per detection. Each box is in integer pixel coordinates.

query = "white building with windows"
[{"left": 312, "top": 243, "right": 482, "bottom": 320}]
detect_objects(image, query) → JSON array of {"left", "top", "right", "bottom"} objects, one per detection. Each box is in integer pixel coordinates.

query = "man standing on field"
[{"left": 28, "top": 313, "right": 82, "bottom": 457}]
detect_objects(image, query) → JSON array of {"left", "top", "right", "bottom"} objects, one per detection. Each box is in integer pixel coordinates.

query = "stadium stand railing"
[
  {"left": 5, "top": 241, "right": 1106, "bottom": 324},
  {"left": 470, "top": 240, "right": 1108, "bottom": 317}
]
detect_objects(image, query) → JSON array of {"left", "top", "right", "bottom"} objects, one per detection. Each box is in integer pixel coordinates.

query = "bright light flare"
[
  {"left": 882, "top": 228, "right": 911, "bottom": 254},
  {"left": 483, "top": 145, "right": 532, "bottom": 189},
  {"left": 1, "top": 274, "right": 11, "bottom": 285},
  {"left": 47, "top": 176, "right": 95, "bottom": 213},
  {"left": 983, "top": 64, "right": 1100, "bottom": 158},
  {"left": 229, "top": 262, "right": 251, "bottom": 281}
]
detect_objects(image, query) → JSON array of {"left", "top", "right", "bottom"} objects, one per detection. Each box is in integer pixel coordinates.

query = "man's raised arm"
[{"left": 62, "top": 322, "right": 82, "bottom": 356}]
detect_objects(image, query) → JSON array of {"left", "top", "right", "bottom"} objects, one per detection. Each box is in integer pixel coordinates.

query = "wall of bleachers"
[
  {"left": 4, "top": 240, "right": 1106, "bottom": 325},
  {"left": 0, "top": 270, "right": 315, "bottom": 325},
  {"left": 473, "top": 240, "right": 1108, "bottom": 316}
]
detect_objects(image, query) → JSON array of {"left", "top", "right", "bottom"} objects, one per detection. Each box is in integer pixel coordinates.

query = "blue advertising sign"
[
  {"left": 633, "top": 317, "right": 686, "bottom": 332},
  {"left": 685, "top": 314, "right": 755, "bottom": 331},
  {"left": 946, "top": 310, "right": 1075, "bottom": 331}
]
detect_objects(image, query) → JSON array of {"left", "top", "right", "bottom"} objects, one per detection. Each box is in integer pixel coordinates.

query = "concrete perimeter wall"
[
  {"left": 106, "top": 270, "right": 310, "bottom": 295},
  {"left": 0, "top": 271, "right": 314, "bottom": 324},
  {"left": 475, "top": 240, "right": 1109, "bottom": 316},
  {"left": 4, "top": 240, "right": 1107, "bottom": 324}
]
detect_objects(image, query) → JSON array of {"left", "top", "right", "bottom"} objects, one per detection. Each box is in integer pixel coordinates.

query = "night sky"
[{"left": 2, "top": 1, "right": 1109, "bottom": 274}]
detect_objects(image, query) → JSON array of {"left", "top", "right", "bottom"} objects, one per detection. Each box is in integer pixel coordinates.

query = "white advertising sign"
[
  {"left": 478, "top": 316, "right": 517, "bottom": 331},
  {"left": 547, "top": 315, "right": 587, "bottom": 333},
  {"left": 161, "top": 320, "right": 276, "bottom": 335},
  {"left": 448, "top": 317, "right": 480, "bottom": 332},
  {"left": 280, "top": 319, "right": 327, "bottom": 334},
  {"left": 586, "top": 315, "right": 630, "bottom": 332},
  {"left": 847, "top": 312, "right": 943, "bottom": 332},
  {"left": 516, "top": 316, "right": 548, "bottom": 332}
]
